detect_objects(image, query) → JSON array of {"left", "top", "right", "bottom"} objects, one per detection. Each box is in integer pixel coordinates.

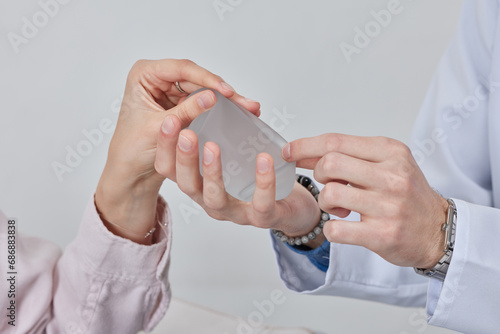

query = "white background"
[{"left": 0, "top": 0, "right": 463, "bottom": 333}]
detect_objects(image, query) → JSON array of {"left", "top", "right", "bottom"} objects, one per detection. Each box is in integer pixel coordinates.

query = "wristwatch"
[{"left": 414, "top": 198, "right": 457, "bottom": 281}]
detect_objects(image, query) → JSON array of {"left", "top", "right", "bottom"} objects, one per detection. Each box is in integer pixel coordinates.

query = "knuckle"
[
  {"left": 382, "top": 224, "right": 404, "bottom": 250},
  {"left": 130, "top": 59, "right": 150, "bottom": 76},
  {"left": 178, "top": 182, "right": 199, "bottom": 198},
  {"left": 397, "top": 161, "right": 414, "bottom": 178},
  {"left": 252, "top": 201, "right": 273, "bottom": 216},
  {"left": 386, "top": 173, "right": 411, "bottom": 193},
  {"left": 398, "top": 144, "right": 412, "bottom": 157},
  {"left": 178, "top": 59, "right": 196, "bottom": 75},
  {"left": 154, "top": 160, "right": 172, "bottom": 178},
  {"left": 377, "top": 136, "right": 394, "bottom": 147},
  {"left": 324, "top": 133, "right": 342, "bottom": 152},
  {"left": 132, "top": 59, "right": 148, "bottom": 69},
  {"left": 321, "top": 183, "right": 341, "bottom": 206},
  {"left": 378, "top": 226, "right": 394, "bottom": 248},
  {"left": 177, "top": 182, "right": 190, "bottom": 195},
  {"left": 175, "top": 104, "right": 190, "bottom": 123},
  {"left": 385, "top": 165, "right": 416, "bottom": 195},
  {"left": 126, "top": 60, "right": 149, "bottom": 83},
  {"left": 177, "top": 59, "right": 197, "bottom": 80},
  {"left": 382, "top": 200, "right": 398, "bottom": 217},
  {"left": 206, "top": 74, "right": 223, "bottom": 85},
  {"left": 203, "top": 185, "right": 227, "bottom": 211},
  {"left": 323, "top": 222, "right": 340, "bottom": 241},
  {"left": 386, "top": 138, "right": 411, "bottom": 157},
  {"left": 315, "top": 153, "right": 339, "bottom": 182},
  {"left": 203, "top": 169, "right": 222, "bottom": 185},
  {"left": 256, "top": 175, "right": 274, "bottom": 192},
  {"left": 323, "top": 152, "right": 339, "bottom": 170},
  {"left": 179, "top": 59, "right": 195, "bottom": 66},
  {"left": 383, "top": 201, "right": 408, "bottom": 222}
]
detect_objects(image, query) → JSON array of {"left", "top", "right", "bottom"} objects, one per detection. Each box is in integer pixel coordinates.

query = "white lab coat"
[{"left": 272, "top": 1, "right": 500, "bottom": 333}]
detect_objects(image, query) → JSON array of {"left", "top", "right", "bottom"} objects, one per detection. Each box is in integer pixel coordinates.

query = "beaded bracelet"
[{"left": 271, "top": 174, "right": 330, "bottom": 246}]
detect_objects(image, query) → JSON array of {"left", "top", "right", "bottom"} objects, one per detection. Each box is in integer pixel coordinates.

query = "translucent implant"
[{"left": 187, "top": 88, "right": 296, "bottom": 202}]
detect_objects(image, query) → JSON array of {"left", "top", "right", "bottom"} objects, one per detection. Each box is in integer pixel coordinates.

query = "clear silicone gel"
[{"left": 187, "top": 88, "right": 296, "bottom": 202}]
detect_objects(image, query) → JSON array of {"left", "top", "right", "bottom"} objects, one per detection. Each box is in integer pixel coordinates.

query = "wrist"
[
  {"left": 274, "top": 176, "right": 328, "bottom": 250},
  {"left": 280, "top": 209, "right": 327, "bottom": 249},
  {"left": 95, "top": 167, "right": 163, "bottom": 245},
  {"left": 279, "top": 205, "right": 321, "bottom": 236},
  {"left": 420, "top": 195, "right": 450, "bottom": 269}
]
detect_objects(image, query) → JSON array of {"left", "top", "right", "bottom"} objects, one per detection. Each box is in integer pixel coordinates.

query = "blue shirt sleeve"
[{"left": 285, "top": 239, "right": 331, "bottom": 272}]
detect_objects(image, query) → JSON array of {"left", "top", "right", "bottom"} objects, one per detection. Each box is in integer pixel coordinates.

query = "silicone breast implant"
[{"left": 187, "top": 88, "right": 296, "bottom": 202}]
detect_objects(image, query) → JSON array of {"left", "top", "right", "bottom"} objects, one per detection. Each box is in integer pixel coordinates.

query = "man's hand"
[
  {"left": 154, "top": 130, "right": 326, "bottom": 249},
  {"left": 95, "top": 59, "right": 260, "bottom": 244},
  {"left": 282, "top": 133, "right": 449, "bottom": 268}
]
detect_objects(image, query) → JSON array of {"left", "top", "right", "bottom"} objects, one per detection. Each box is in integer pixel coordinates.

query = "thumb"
[{"left": 171, "top": 89, "right": 216, "bottom": 128}]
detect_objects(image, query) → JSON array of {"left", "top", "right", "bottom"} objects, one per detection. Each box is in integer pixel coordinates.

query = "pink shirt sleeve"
[{"left": 0, "top": 194, "right": 172, "bottom": 334}]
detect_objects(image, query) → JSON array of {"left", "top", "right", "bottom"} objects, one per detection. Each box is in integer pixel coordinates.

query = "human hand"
[
  {"left": 95, "top": 59, "right": 260, "bottom": 244},
  {"left": 155, "top": 130, "right": 326, "bottom": 249},
  {"left": 282, "top": 133, "right": 449, "bottom": 268}
]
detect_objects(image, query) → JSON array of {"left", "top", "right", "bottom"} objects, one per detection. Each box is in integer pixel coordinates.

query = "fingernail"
[
  {"left": 282, "top": 143, "right": 291, "bottom": 160},
  {"left": 178, "top": 134, "right": 193, "bottom": 152},
  {"left": 162, "top": 116, "right": 174, "bottom": 134},
  {"left": 257, "top": 157, "right": 270, "bottom": 173},
  {"left": 198, "top": 91, "right": 215, "bottom": 109},
  {"left": 203, "top": 146, "right": 214, "bottom": 165},
  {"left": 220, "top": 81, "right": 235, "bottom": 93}
]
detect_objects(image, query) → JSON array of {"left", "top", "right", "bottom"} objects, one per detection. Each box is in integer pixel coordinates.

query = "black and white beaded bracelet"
[{"left": 271, "top": 174, "right": 330, "bottom": 246}]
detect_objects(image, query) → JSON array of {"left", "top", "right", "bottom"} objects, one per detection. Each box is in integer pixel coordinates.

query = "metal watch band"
[{"left": 414, "top": 198, "right": 457, "bottom": 281}]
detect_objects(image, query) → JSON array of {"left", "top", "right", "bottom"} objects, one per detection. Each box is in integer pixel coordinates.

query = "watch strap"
[{"left": 414, "top": 198, "right": 457, "bottom": 281}]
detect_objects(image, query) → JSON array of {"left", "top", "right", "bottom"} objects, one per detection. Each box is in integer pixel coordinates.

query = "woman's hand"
[
  {"left": 155, "top": 129, "right": 326, "bottom": 249},
  {"left": 95, "top": 59, "right": 260, "bottom": 244},
  {"left": 282, "top": 133, "right": 449, "bottom": 268}
]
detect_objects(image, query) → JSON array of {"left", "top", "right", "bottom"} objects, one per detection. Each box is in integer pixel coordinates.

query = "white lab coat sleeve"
[
  {"left": 425, "top": 199, "right": 500, "bottom": 334},
  {"left": 272, "top": 0, "right": 500, "bottom": 332},
  {"left": 271, "top": 212, "right": 428, "bottom": 308},
  {"left": 410, "top": 0, "right": 500, "bottom": 332}
]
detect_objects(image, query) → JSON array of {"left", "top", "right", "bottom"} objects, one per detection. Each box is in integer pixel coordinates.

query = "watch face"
[
  {"left": 442, "top": 223, "right": 450, "bottom": 251},
  {"left": 443, "top": 200, "right": 457, "bottom": 250}
]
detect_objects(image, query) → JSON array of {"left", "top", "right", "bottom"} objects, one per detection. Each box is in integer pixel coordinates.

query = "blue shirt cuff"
[{"left": 285, "top": 239, "right": 331, "bottom": 272}]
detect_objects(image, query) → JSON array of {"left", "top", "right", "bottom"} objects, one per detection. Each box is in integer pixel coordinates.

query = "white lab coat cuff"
[
  {"left": 427, "top": 198, "right": 500, "bottom": 333},
  {"left": 272, "top": 230, "right": 428, "bottom": 307}
]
